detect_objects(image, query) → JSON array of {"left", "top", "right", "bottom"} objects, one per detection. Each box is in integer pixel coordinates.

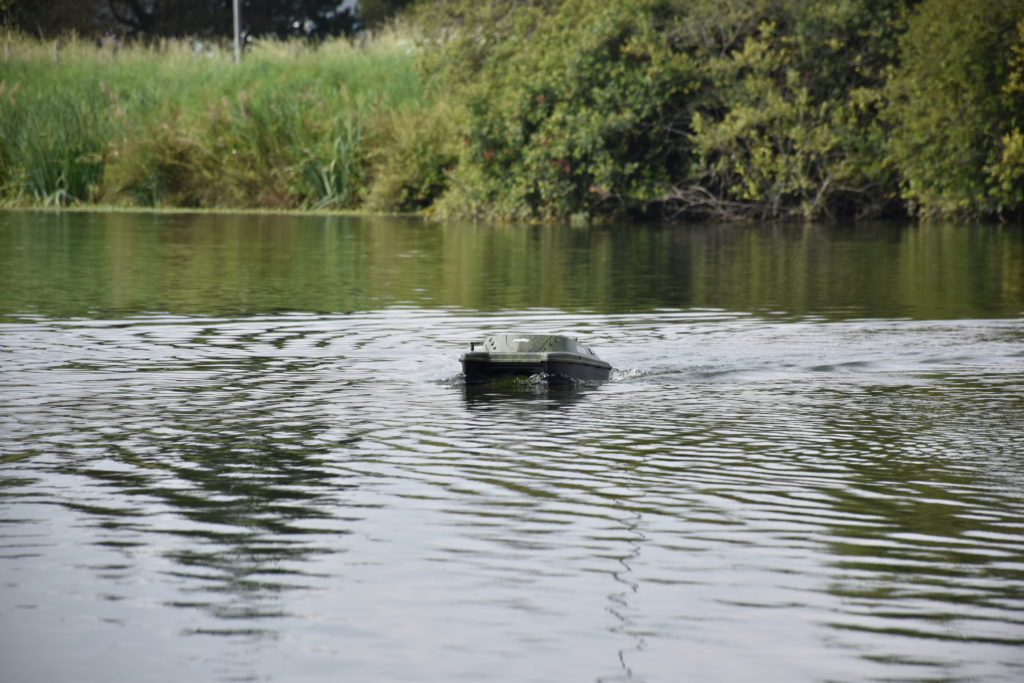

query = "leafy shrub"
[
  {"left": 884, "top": 0, "right": 1024, "bottom": 218},
  {"left": 687, "top": 0, "right": 909, "bottom": 220},
  {"left": 416, "top": 0, "right": 910, "bottom": 221},
  {"left": 363, "top": 99, "right": 459, "bottom": 212},
  {"left": 420, "top": 0, "right": 701, "bottom": 221}
]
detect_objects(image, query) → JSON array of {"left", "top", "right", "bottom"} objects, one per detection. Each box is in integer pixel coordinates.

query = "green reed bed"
[{"left": 0, "top": 33, "right": 424, "bottom": 209}]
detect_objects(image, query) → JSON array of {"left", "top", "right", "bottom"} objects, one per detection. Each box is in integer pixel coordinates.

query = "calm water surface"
[{"left": 1, "top": 211, "right": 1023, "bottom": 682}]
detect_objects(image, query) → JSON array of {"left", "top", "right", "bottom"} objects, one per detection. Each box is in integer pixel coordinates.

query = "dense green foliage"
[
  {"left": 687, "top": 0, "right": 908, "bottom": 220},
  {"left": 2, "top": 0, "right": 1023, "bottom": 221},
  {"left": 413, "top": 0, "right": 914, "bottom": 221},
  {"left": 883, "top": 0, "right": 1024, "bottom": 217},
  {"left": 420, "top": 0, "right": 701, "bottom": 221}
]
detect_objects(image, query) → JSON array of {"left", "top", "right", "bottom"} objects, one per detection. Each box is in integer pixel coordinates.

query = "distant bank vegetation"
[{"left": 1, "top": 0, "right": 1022, "bottom": 222}]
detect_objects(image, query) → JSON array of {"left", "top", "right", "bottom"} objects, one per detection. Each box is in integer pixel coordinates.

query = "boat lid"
[{"left": 479, "top": 334, "right": 595, "bottom": 356}]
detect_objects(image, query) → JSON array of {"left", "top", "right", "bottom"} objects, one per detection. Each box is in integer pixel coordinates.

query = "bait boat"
[{"left": 460, "top": 334, "right": 612, "bottom": 385}]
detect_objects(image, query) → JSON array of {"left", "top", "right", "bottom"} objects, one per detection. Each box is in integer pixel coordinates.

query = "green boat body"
[{"left": 460, "top": 334, "right": 612, "bottom": 385}]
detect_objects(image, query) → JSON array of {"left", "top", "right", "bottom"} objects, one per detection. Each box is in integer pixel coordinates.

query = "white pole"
[{"left": 233, "top": 0, "right": 242, "bottom": 62}]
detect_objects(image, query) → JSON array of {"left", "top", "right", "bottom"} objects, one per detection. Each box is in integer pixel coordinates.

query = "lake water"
[{"left": 1, "top": 211, "right": 1023, "bottom": 682}]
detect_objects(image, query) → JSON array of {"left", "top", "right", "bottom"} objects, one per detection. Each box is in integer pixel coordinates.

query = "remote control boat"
[{"left": 460, "top": 334, "right": 612, "bottom": 385}]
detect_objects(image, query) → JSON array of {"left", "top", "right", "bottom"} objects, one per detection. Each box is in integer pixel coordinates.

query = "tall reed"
[
  {"left": 0, "top": 31, "right": 424, "bottom": 209},
  {"left": 0, "top": 81, "right": 112, "bottom": 205}
]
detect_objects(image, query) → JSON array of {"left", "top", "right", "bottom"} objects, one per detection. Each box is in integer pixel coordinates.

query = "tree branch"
[{"left": 108, "top": 0, "right": 153, "bottom": 33}]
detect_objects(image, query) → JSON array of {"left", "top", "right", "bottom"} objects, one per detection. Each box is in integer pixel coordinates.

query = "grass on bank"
[{"left": 0, "top": 31, "right": 429, "bottom": 211}]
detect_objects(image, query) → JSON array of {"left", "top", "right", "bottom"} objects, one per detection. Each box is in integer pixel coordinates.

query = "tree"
[
  {"left": 419, "top": 0, "right": 911, "bottom": 221},
  {"left": 2, "top": 0, "right": 415, "bottom": 39},
  {"left": 3, "top": 0, "right": 109, "bottom": 36},
  {"left": 105, "top": 0, "right": 359, "bottom": 39},
  {"left": 986, "top": 22, "right": 1024, "bottom": 217},
  {"left": 883, "top": 0, "right": 1024, "bottom": 217},
  {"left": 685, "top": 0, "right": 911, "bottom": 220},
  {"left": 358, "top": 0, "right": 416, "bottom": 30},
  {"left": 424, "top": 0, "right": 700, "bottom": 221}
]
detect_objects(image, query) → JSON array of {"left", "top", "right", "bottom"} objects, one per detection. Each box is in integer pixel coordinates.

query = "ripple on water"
[{"left": 1, "top": 310, "right": 1023, "bottom": 682}]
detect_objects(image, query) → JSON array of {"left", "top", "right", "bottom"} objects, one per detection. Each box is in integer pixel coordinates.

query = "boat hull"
[{"left": 461, "top": 351, "right": 611, "bottom": 385}]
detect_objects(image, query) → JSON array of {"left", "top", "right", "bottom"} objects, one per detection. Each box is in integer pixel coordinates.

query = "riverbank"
[{"left": 2, "top": 0, "right": 1022, "bottom": 222}]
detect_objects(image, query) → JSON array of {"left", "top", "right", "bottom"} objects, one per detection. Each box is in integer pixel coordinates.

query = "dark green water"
[{"left": 1, "top": 211, "right": 1022, "bottom": 682}]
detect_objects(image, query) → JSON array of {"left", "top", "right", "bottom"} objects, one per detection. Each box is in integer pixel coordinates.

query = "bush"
[
  {"left": 419, "top": 0, "right": 701, "bottom": 221},
  {"left": 363, "top": 99, "right": 459, "bottom": 212},
  {"left": 687, "top": 0, "right": 909, "bottom": 220},
  {"left": 415, "top": 0, "right": 910, "bottom": 222},
  {"left": 883, "top": 0, "right": 1024, "bottom": 218}
]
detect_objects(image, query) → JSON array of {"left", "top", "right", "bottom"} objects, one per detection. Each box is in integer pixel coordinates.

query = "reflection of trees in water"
[
  {"left": 51, "top": 353, "right": 361, "bottom": 632},
  {"left": 461, "top": 380, "right": 591, "bottom": 410},
  {"left": 2, "top": 213, "right": 1020, "bottom": 320},
  {"left": 460, "top": 380, "right": 650, "bottom": 680},
  {"left": 818, "top": 383, "right": 1024, "bottom": 651}
]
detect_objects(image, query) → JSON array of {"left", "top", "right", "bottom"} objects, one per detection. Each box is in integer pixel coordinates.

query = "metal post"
[{"left": 232, "top": 0, "right": 241, "bottom": 62}]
